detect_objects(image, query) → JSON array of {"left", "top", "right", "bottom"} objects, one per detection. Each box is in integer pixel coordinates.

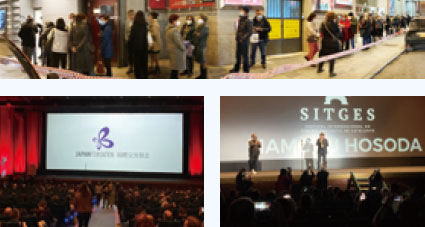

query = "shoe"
[
  {"left": 317, "top": 69, "right": 324, "bottom": 73},
  {"left": 126, "top": 69, "right": 133, "bottom": 75},
  {"left": 262, "top": 64, "right": 266, "bottom": 69},
  {"left": 181, "top": 70, "right": 188, "bottom": 75},
  {"left": 304, "top": 56, "right": 309, "bottom": 61},
  {"left": 229, "top": 69, "right": 238, "bottom": 73},
  {"left": 330, "top": 73, "right": 337, "bottom": 77},
  {"left": 310, "top": 64, "right": 316, "bottom": 67}
]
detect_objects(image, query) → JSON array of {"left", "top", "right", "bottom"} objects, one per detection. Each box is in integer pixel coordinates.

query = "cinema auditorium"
[
  {"left": 0, "top": 96, "right": 204, "bottom": 227},
  {"left": 220, "top": 96, "right": 425, "bottom": 227}
]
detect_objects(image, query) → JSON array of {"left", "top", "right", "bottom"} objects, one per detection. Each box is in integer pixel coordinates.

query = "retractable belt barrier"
[
  {"left": 0, "top": 57, "right": 112, "bottom": 79},
  {"left": 223, "top": 30, "right": 405, "bottom": 79}
]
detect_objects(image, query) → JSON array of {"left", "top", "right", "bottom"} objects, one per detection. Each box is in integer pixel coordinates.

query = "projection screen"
[
  {"left": 46, "top": 113, "right": 184, "bottom": 173},
  {"left": 221, "top": 97, "right": 425, "bottom": 164}
]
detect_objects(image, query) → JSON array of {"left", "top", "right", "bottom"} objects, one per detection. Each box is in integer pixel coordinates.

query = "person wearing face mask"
[
  {"left": 98, "top": 15, "right": 114, "bottom": 77},
  {"left": 69, "top": 14, "right": 94, "bottom": 75},
  {"left": 166, "top": 14, "right": 186, "bottom": 79},
  {"left": 250, "top": 9, "right": 270, "bottom": 69},
  {"left": 193, "top": 14, "right": 210, "bottom": 79},
  {"left": 181, "top": 15, "right": 196, "bottom": 77},
  {"left": 229, "top": 6, "right": 253, "bottom": 73},
  {"left": 148, "top": 12, "right": 161, "bottom": 75},
  {"left": 305, "top": 12, "right": 320, "bottom": 63},
  {"left": 339, "top": 14, "right": 351, "bottom": 51},
  {"left": 348, "top": 12, "right": 358, "bottom": 49}
]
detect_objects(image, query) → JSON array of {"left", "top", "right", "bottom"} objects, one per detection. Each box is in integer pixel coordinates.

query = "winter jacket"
[
  {"left": 320, "top": 21, "right": 341, "bottom": 55},
  {"left": 236, "top": 16, "right": 252, "bottom": 44},
  {"left": 18, "top": 22, "right": 38, "bottom": 47},
  {"left": 166, "top": 24, "right": 186, "bottom": 71},
  {"left": 252, "top": 16, "right": 271, "bottom": 42},
  {"left": 100, "top": 21, "right": 114, "bottom": 59}
]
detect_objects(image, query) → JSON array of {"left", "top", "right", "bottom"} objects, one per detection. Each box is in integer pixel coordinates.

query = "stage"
[{"left": 221, "top": 166, "right": 425, "bottom": 192}]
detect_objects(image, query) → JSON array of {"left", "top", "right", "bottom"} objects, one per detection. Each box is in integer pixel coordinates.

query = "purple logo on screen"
[{"left": 92, "top": 127, "right": 114, "bottom": 150}]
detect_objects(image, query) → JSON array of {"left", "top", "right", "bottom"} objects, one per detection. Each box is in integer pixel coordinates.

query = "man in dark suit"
[
  {"left": 316, "top": 132, "right": 328, "bottom": 170},
  {"left": 248, "top": 133, "right": 261, "bottom": 174}
]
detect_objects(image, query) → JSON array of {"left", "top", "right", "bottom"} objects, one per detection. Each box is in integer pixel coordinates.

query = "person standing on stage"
[
  {"left": 302, "top": 138, "right": 314, "bottom": 169},
  {"left": 316, "top": 132, "right": 328, "bottom": 170},
  {"left": 248, "top": 133, "right": 261, "bottom": 174}
]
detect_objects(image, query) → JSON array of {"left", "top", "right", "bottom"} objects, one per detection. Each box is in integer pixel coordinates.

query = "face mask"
[
  {"left": 197, "top": 19, "right": 204, "bottom": 25},
  {"left": 186, "top": 20, "right": 192, "bottom": 25},
  {"left": 240, "top": 12, "right": 245, "bottom": 17},
  {"left": 176, "top": 20, "right": 181, "bottom": 26},
  {"left": 257, "top": 15, "right": 263, "bottom": 20},
  {"left": 98, "top": 19, "right": 106, "bottom": 26}
]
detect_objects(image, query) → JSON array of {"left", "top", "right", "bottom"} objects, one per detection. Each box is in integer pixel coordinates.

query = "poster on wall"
[
  {"left": 149, "top": 0, "right": 167, "bottom": 9},
  {"left": 269, "top": 19, "right": 281, "bottom": 40},
  {"left": 314, "top": 0, "right": 334, "bottom": 11},
  {"left": 225, "top": 0, "right": 263, "bottom": 6},
  {"left": 283, "top": 19, "right": 299, "bottom": 39},
  {"left": 335, "top": 0, "right": 352, "bottom": 6},
  {"left": 0, "top": 8, "right": 6, "bottom": 34},
  {"left": 169, "top": 0, "right": 215, "bottom": 9}
]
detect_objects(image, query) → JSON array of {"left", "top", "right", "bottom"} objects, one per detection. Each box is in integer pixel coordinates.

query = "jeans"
[
  {"left": 318, "top": 152, "right": 327, "bottom": 170},
  {"left": 234, "top": 42, "right": 250, "bottom": 73},
  {"left": 103, "top": 58, "right": 112, "bottom": 77},
  {"left": 350, "top": 37, "right": 355, "bottom": 49},
  {"left": 248, "top": 156, "right": 258, "bottom": 171},
  {"left": 362, "top": 35, "right": 371, "bottom": 45},
  {"left": 251, "top": 40, "right": 267, "bottom": 65},
  {"left": 23, "top": 46, "right": 36, "bottom": 64}
]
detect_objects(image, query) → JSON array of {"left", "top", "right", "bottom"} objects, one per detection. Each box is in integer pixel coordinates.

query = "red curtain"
[
  {"left": 0, "top": 106, "right": 14, "bottom": 176},
  {"left": 26, "top": 112, "right": 43, "bottom": 175},
  {"left": 13, "top": 113, "right": 26, "bottom": 173},
  {"left": 0, "top": 107, "right": 42, "bottom": 176},
  {"left": 188, "top": 111, "right": 204, "bottom": 176}
]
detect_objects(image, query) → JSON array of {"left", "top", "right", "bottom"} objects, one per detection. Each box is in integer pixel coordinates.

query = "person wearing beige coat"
[
  {"left": 166, "top": 14, "right": 186, "bottom": 79},
  {"left": 149, "top": 12, "right": 162, "bottom": 75}
]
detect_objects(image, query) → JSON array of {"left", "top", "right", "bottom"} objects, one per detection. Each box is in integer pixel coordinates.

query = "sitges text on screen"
[{"left": 299, "top": 107, "right": 375, "bottom": 121}]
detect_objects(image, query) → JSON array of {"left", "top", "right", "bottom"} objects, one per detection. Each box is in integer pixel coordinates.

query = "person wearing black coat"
[
  {"left": 18, "top": 18, "right": 39, "bottom": 64},
  {"left": 318, "top": 12, "right": 341, "bottom": 77},
  {"left": 230, "top": 6, "right": 253, "bottom": 73},
  {"left": 129, "top": 11, "right": 149, "bottom": 79},
  {"left": 359, "top": 13, "right": 371, "bottom": 45},
  {"left": 250, "top": 9, "right": 271, "bottom": 69},
  {"left": 181, "top": 15, "right": 196, "bottom": 76}
]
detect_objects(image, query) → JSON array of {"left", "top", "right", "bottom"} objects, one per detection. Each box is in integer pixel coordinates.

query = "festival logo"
[{"left": 92, "top": 127, "right": 114, "bottom": 150}]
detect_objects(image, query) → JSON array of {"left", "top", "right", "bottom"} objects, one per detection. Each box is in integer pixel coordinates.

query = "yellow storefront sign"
[
  {"left": 268, "top": 19, "right": 282, "bottom": 40},
  {"left": 283, "top": 19, "right": 300, "bottom": 39}
]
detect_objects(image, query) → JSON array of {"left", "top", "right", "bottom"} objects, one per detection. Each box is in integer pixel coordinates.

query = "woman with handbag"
[
  {"left": 305, "top": 12, "right": 320, "bottom": 64},
  {"left": 180, "top": 15, "right": 196, "bottom": 77},
  {"left": 318, "top": 11, "right": 341, "bottom": 77},
  {"left": 48, "top": 18, "right": 69, "bottom": 69},
  {"left": 148, "top": 12, "right": 161, "bottom": 75}
]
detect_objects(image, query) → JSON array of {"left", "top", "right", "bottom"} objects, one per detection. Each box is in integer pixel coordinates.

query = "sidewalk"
[{"left": 111, "top": 34, "right": 405, "bottom": 79}]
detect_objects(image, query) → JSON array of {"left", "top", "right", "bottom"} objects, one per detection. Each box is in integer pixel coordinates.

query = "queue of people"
[
  {"left": 304, "top": 11, "right": 410, "bottom": 78},
  {"left": 18, "top": 11, "right": 210, "bottom": 79}
]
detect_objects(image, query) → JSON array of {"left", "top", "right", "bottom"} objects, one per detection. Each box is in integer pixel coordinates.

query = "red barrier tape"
[{"left": 223, "top": 30, "right": 405, "bottom": 79}]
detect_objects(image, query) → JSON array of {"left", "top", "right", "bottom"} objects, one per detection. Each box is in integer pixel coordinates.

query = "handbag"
[
  {"left": 307, "top": 35, "right": 319, "bottom": 43},
  {"left": 250, "top": 33, "right": 259, "bottom": 44}
]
